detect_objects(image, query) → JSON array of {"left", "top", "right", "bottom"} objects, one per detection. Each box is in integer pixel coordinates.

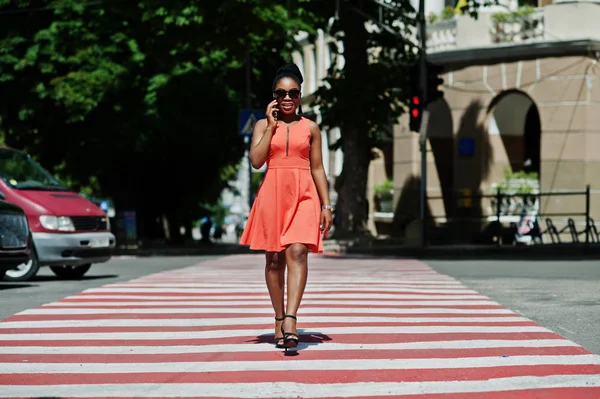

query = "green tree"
[
  {"left": 299, "top": 0, "right": 417, "bottom": 237},
  {"left": 0, "top": 0, "right": 311, "bottom": 241}
]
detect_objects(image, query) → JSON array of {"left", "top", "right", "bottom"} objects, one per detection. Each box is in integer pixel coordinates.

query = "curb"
[
  {"left": 344, "top": 244, "right": 600, "bottom": 260},
  {"left": 110, "top": 241, "right": 600, "bottom": 260}
]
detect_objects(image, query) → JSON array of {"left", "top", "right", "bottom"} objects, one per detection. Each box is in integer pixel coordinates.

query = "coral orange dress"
[{"left": 240, "top": 117, "right": 323, "bottom": 253}]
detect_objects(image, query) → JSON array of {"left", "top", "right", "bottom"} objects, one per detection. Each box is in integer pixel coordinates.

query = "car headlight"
[{"left": 39, "top": 215, "right": 75, "bottom": 232}]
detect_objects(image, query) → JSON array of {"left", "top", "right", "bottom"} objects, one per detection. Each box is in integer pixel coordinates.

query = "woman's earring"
[{"left": 298, "top": 104, "right": 303, "bottom": 115}]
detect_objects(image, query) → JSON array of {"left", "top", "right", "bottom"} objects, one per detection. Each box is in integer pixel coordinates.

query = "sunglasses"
[{"left": 273, "top": 88, "right": 301, "bottom": 100}]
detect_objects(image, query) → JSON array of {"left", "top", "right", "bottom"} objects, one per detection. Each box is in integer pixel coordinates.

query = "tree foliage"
[
  {"left": 0, "top": 0, "right": 435, "bottom": 242},
  {"left": 0, "top": 0, "right": 312, "bottom": 240},
  {"left": 298, "top": 0, "right": 417, "bottom": 237},
  {"left": 312, "top": 1, "right": 416, "bottom": 146}
]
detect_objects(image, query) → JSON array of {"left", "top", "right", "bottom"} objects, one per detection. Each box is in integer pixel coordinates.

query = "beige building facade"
[{"left": 394, "top": 1, "right": 600, "bottom": 243}]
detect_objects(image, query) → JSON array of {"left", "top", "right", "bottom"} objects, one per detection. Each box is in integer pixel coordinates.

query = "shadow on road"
[
  {"left": 0, "top": 283, "right": 37, "bottom": 290},
  {"left": 32, "top": 274, "right": 119, "bottom": 282},
  {"left": 248, "top": 331, "right": 333, "bottom": 357}
]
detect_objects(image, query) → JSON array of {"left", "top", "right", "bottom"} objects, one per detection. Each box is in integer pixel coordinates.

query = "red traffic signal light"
[{"left": 409, "top": 94, "right": 423, "bottom": 132}]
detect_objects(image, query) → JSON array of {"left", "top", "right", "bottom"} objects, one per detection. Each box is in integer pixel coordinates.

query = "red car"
[{"left": 0, "top": 147, "right": 115, "bottom": 281}]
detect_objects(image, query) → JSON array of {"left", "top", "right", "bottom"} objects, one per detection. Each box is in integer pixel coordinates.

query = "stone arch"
[{"left": 486, "top": 89, "right": 542, "bottom": 179}]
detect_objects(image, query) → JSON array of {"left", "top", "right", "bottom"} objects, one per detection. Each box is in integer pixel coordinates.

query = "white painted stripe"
[
  {"left": 136, "top": 269, "right": 438, "bottom": 273},
  {"left": 5, "top": 375, "right": 599, "bottom": 398},
  {"left": 147, "top": 275, "right": 453, "bottom": 278},
  {"left": 119, "top": 277, "right": 450, "bottom": 283},
  {"left": 112, "top": 280, "right": 465, "bottom": 289},
  {"left": 64, "top": 293, "right": 485, "bottom": 300},
  {"left": 43, "top": 300, "right": 497, "bottom": 306},
  {"left": 134, "top": 279, "right": 459, "bottom": 284},
  {"left": 74, "top": 291, "right": 484, "bottom": 299},
  {"left": 108, "top": 282, "right": 465, "bottom": 288},
  {"left": 1, "top": 339, "right": 579, "bottom": 355},
  {"left": 19, "top": 307, "right": 515, "bottom": 315},
  {"left": 131, "top": 280, "right": 462, "bottom": 285},
  {"left": 90, "top": 286, "right": 475, "bottom": 294},
  {"left": 0, "top": 316, "right": 531, "bottom": 329},
  {"left": 150, "top": 270, "right": 439, "bottom": 274},
  {"left": 0, "top": 326, "right": 551, "bottom": 340},
  {"left": 139, "top": 276, "right": 456, "bottom": 281},
  {"left": 1, "top": 355, "right": 599, "bottom": 374}
]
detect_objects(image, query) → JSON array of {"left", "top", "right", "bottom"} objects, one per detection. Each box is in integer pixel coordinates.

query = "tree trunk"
[
  {"left": 335, "top": 135, "right": 371, "bottom": 237},
  {"left": 334, "top": 3, "right": 372, "bottom": 238}
]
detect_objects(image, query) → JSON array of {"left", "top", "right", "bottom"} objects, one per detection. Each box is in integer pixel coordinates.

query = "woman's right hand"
[{"left": 265, "top": 100, "right": 278, "bottom": 128}]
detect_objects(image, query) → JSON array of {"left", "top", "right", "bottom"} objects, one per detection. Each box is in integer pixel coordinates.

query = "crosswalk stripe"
[
  {"left": 17, "top": 307, "right": 515, "bottom": 315},
  {"left": 1, "top": 254, "right": 598, "bottom": 398},
  {"left": 40, "top": 300, "right": 500, "bottom": 306},
  {"left": 3, "top": 375, "right": 600, "bottom": 397},
  {"left": 2, "top": 354, "right": 600, "bottom": 373},
  {"left": 0, "top": 339, "right": 579, "bottom": 354},
  {"left": 0, "top": 316, "right": 532, "bottom": 328},
  {"left": 0, "top": 325, "right": 553, "bottom": 340}
]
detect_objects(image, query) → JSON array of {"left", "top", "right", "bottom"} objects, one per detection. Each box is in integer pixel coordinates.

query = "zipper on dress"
[{"left": 286, "top": 125, "right": 290, "bottom": 156}]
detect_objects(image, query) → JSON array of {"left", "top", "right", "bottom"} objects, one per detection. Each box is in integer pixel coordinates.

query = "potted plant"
[
  {"left": 373, "top": 179, "right": 394, "bottom": 213},
  {"left": 491, "top": 167, "right": 540, "bottom": 216}
]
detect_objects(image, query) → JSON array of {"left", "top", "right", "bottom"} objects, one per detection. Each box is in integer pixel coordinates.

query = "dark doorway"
[{"left": 523, "top": 104, "right": 541, "bottom": 175}]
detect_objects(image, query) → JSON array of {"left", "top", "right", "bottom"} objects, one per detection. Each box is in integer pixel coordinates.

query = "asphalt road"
[
  {"left": 1, "top": 254, "right": 598, "bottom": 358},
  {"left": 427, "top": 259, "right": 600, "bottom": 355},
  {"left": 0, "top": 255, "right": 215, "bottom": 322}
]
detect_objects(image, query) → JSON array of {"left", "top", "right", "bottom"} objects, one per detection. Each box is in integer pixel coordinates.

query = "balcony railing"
[
  {"left": 427, "top": 19, "right": 457, "bottom": 53},
  {"left": 491, "top": 8, "right": 544, "bottom": 44},
  {"left": 426, "top": 7, "right": 546, "bottom": 54}
]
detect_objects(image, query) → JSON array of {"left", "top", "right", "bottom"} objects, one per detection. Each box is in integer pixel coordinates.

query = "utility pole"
[
  {"left": 245, "top": 55, "right": 253, "bottom": 212},
  {"left": 418, "top": 0, "right": 428, "bottom": 248}
]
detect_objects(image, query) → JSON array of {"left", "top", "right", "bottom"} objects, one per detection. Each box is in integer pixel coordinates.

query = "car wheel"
[
  {"left": 50, "top": 264, "right": 92, "bottom": 280},
  {"left": 3, "top": 250, "right": 40, "bottom": 282}
]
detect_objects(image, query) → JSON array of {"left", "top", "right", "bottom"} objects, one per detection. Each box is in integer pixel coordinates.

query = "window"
[{"left": 0, "top": 149, "right": 68, "bottom": 191}]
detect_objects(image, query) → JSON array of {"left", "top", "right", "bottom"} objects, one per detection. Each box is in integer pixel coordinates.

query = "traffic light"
[
  {"left": 408, "top": 63, "right": 422, "bottom": 132},
  {"left": 427, "top": 62, "right": 444, "bottom": 102},
  {"left": 407, "top": 62, "right": 444, "bottom": 132},
  {"left": 409, "top": 93, "right": 422, "bottom": 132}
]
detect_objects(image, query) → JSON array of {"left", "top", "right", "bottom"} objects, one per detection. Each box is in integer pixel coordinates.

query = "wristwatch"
[{"left": 321, "top": 204, "right": 332, "bottom": 211}]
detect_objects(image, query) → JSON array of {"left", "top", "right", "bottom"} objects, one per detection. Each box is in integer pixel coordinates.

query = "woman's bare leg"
[
  {"left": 265, "top": 251, "right": 286, "bottom": 342},
  {"left": 282, "top": 243, "right": 309, "bottom": 340}
]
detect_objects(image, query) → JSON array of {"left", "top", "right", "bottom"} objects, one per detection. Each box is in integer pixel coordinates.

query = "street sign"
[
  {"left": 239, "top": 109, "right": 265, "bottom": 137},
  {"left": 99, "top": 200, "right": 109, "bottom": 212},
  {"left": 458, "top": 138, "right": 475, "bottom": 157}
]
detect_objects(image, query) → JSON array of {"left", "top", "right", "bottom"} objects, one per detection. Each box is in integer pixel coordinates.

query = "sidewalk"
[{"left": 112, "top": 239, "right": 600, "bottom": 260}]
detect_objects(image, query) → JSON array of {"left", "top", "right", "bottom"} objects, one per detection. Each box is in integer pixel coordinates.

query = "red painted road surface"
[{"left": 1, "top": 254, "right": 599, "bottom": 398}]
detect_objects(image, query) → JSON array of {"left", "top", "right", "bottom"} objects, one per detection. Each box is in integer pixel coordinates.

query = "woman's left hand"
[{"left": 320, "top": 208, "right": 333, "bottom": 232}]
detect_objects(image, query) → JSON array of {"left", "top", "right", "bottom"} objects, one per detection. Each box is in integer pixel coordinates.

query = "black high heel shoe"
[
  {"left": 274, "top": 317, "right": 285, "bottom": 348},
  {"left": 280, "top": 314, "right": 299, "bottom": 350}
]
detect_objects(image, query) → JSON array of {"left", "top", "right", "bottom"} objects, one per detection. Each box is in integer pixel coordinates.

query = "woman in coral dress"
[{"left": 239, "top": 64, "right": 333, "bottom": 350}]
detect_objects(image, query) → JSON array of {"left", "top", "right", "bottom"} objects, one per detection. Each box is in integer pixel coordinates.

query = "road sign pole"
[{"left": 418, "top": 0, "right": 428, "bottom": 248}]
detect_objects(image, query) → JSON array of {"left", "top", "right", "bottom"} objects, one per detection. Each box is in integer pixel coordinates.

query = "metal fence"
[{"left": 426, "top": 185, "right": 597, "bottom": 246}]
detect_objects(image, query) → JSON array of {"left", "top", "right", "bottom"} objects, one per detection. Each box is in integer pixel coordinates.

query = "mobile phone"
[{"left": 273, "top": 104, "right": 279, "bottom": 120}]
